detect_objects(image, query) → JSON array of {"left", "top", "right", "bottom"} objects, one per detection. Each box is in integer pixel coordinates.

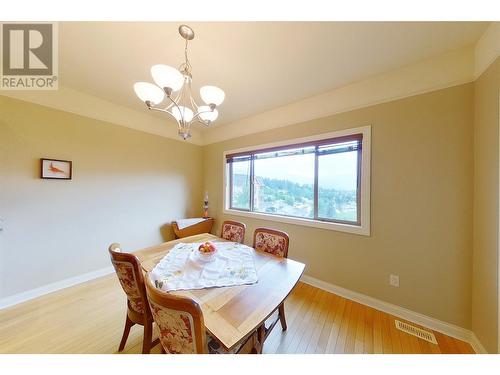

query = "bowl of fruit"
[{"left": 197, "top": 241, "right": 217, "bottom": 262}]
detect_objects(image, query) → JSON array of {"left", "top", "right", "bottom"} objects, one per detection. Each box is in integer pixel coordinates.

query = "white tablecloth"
[{"left": 149, "top": 242, "right": 258, "bottom": 292}]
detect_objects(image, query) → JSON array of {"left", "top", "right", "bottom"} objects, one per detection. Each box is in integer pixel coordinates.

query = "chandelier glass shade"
[{"left": 133, "top": 25, "right": 225, "bottom": 140}]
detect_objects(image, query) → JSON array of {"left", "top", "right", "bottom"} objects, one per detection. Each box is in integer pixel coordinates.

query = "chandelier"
[{"left": 133, "top": 25, "right": 225, "bottom": 140}]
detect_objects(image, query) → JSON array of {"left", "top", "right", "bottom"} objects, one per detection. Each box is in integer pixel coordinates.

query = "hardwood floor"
[{"left": 0, "top": 275, "right": 474, "bottom": 354}]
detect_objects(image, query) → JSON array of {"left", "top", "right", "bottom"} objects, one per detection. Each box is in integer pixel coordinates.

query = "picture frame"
[{"left": 40, "top": 158, "right": 72, "bottom": 180}]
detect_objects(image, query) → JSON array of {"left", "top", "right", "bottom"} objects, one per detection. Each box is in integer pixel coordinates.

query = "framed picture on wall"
[{"left": 40, "top": 158, "right": 72, "bottom": 180}]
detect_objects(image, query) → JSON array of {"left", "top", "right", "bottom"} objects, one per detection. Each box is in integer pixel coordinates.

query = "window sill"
[{"left": 223, "top": 208, "right": 370, "bottom": 236}]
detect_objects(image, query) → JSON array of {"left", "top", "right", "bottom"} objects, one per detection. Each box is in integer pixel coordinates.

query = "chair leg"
[
  {"left": 278, "top": 303, "right": 287, "bottom": 331},
  {"left": 250, "top": 331, "right": 261, "bottom": 354},
  {"left": 142, "top": 320, "right": 153, "bottom": 354},
  {"left": 118, "top": 315, "right": 134, "bottom": 352}
]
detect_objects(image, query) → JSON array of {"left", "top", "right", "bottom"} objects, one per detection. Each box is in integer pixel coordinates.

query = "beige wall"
[
  {"left": 0, "top": 96, "right": 203, "bottom": 299},
  {"left": 204, "top": 84, "right": 474, "bottom": 329},
  {"left": 472, "top": 57, "right": 500, "bottom": 353}
]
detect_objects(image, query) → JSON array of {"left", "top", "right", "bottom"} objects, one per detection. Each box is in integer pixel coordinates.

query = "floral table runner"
[{"left": 149, "top": 242, "right": 258, "bottom": 292}]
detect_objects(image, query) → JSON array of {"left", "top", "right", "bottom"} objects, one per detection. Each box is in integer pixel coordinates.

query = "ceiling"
[{"left": 59, "top": 22, "right": 489, "bottom": 130}]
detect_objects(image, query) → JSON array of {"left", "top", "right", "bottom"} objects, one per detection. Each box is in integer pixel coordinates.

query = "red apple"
[{"left": 198, "top": 241, "right": 216, "bottom": 254}]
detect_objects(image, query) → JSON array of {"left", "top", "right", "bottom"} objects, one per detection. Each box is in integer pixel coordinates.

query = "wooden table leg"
[
  {"left": 250, "top": 325, "right": 265, "bottom": 354},
  {"left": 258, "top": 324, "right": 265, "bottom": 351}
]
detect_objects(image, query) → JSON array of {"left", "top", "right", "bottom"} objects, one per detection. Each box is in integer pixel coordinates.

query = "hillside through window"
[{"left": 226, "top": 133, "right": 363, "bottom": 225}]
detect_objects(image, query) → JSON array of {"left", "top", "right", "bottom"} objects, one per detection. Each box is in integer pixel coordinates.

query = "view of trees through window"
[
  {"left": 254, "top": 152, "right": 315, "bottom": 218},
  {"left": 318, "top": 148, "right": 358, "bottom": 222},
  {"left": 228, "top": 137, "right": 361, "bottom": 224},
  {"left": 231, "top": 159, "right": 251, "bottom": 210}
]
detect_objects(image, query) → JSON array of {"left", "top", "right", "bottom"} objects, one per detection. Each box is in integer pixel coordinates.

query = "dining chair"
[
  {"left": 220, "top": 220, "right": 246, "bottom": 244},
  {"left": 144, "top": 274, "right": 256, "bottom": 354},
  {"left": 253, "top": 227, "right": 290, "bottom": 341},
  {"left": 108, "top": 243, "right": 157, "bottom": 354}
]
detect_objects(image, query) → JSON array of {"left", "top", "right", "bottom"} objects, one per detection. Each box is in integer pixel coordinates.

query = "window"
[
  {"left": 224, "top": 127, "right": 371, "bottom": 235},
  {"left": 317, "top": 142, "right": 360, "bottom": 223}
]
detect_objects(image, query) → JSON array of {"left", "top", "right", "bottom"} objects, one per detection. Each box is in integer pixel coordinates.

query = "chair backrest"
[
  {"left": 145, "top": 274, "right": 207, "bottom": 354},
  {"left": 221, "top": 220, "right": 246, "bottom": 244},
  {"left": 108, "top": 243, "right": 149, "bottom": 316},
  {"left": 253, "top": 227, "right": 290, "bottom": 258}
]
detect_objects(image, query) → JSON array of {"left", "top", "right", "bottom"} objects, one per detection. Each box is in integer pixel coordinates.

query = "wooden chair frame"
[
  {"left": 220, "top": 220, "right": 247, "bottom": 244},
  {"left": 109, "top": 243, "right": 158, "bottom": 354},
  {"left": 145, "top": 274, "right": 262, "bottom": 354},
  {"left": 145, "top": 274, "right": 209, "bottom": 353},
  {"left": 252, "top": 227, "right": 290, "bottom": 342},
  {"left": 252, "top": 227, "right": 290, "bottom": 258}
]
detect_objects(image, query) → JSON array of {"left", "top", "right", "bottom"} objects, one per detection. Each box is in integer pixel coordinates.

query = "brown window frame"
[{"left": 226, "top": 133, "right": 363, "bottom": 226}]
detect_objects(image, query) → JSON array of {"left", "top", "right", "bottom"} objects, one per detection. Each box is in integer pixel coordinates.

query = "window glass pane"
[
  {"left": 318, "top": 150, "right": 359, "bottom": 222},
  {"left": 254, "top": 153, "right": 314, "bottom": 218},
  {"left": 230, "top": 160, "right": 251, "bottom": 209}
]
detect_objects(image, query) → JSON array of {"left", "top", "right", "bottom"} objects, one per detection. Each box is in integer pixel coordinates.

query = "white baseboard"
[
  {"left": 0, "top": 266, "right": 114, "bottom": 310},
  {"left": 301, "top": 274, "right": 488, "bottom": 353}
]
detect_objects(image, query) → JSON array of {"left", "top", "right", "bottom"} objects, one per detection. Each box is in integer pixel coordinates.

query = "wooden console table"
[{"left": 172, "top": 217, "right": 214, "bottom": 239}]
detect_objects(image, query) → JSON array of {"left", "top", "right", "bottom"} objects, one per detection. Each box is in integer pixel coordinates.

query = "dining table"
[{"left": 133, "top": 233, "right": 305, "bottom": 353}]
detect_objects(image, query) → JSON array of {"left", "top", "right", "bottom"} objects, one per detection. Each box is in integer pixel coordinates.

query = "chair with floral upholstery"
[
  {"left": 145, "top": 274, "right": 256, "bottom": 354},
  {"left": 253, "top": 227, "right": 290, "bottom": 342},
  {"left": 109, "top": 243, "right": 157, "bottom": 354},
  {"left": 220, "top": 220, "right": 246, "bottom": 244}
]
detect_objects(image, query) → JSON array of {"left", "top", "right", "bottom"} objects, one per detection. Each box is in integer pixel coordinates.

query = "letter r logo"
[{"left": 2, "top": 24, "right": 53, "bottom": 76}]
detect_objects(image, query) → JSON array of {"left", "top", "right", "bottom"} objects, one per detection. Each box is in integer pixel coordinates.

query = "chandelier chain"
[{"left": 179, "top": 38, "right": 192, "bottom": 75}]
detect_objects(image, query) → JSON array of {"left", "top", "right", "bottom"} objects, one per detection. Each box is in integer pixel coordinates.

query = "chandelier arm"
[
  {"left": 148, "top": 106, "right": 175, "bottom": 117},
  {"left": 190, "top": 95, "right": 200, "bottom": 111},
  {"left": 166, "top": 94, "right": 185, "bottom": 121},
  {"left": 180, "top": 80, "right": 189, "bottom": 107},
  {"left": 163, "top": 90, "right": 181, "bottom": 111},
  {"left": 173, "top": 90, "right": 182, "bottom": 103},
  {"left": 196, "top": 119, "right": 211, "bottom": 127},
  {"left": 174, "top": 75, "right": 187, "bottom": 110},
  {"left": 192, "top": 107, "right": 214, "bottom": 120},
  {"left": 147, "top": 104, "right": 168, "bottom": 113},
  {"left": 148, "top": 106, "right": 186, "bottom": 125}
]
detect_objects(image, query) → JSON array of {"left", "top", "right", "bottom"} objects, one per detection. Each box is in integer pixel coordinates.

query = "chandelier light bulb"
[
  {"left": 171, "top": 106, "right": 194, "bottom": 123},
  {"left": 151, "top": 64, "right": 184, "bottom": 93},
  {"left": 200, "top": 86, "right": 225, "bottom": 106},
  {"left": 198, "top": 106, "right": 219, "bottom": 122},
  {"left": 133, "top": 82, "right": 165, "bottom": 104}
]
